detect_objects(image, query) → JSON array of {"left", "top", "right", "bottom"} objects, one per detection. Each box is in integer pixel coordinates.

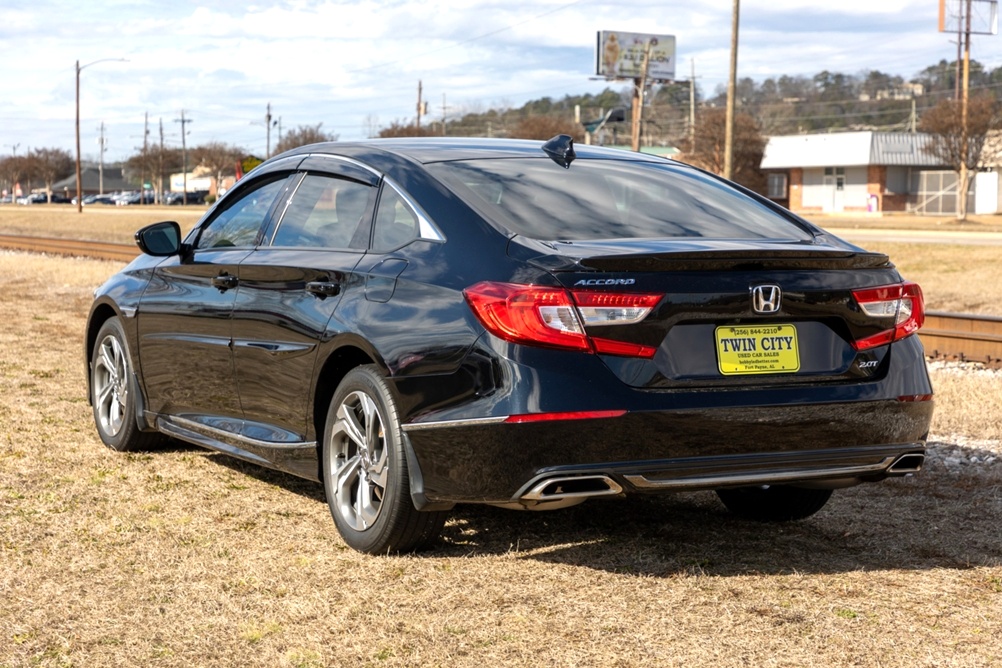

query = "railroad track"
[
  {"left": 0, "top": 233, "right": 137, "bottom": 262},
  {"left": 921, "top": 311, "right": 1002, "bottom": 367},
  {"left": 2, "top": 233, "right": 1001, "bottom": 366}
]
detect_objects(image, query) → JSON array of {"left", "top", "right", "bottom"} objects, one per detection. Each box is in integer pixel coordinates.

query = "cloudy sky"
[{"left": 3, "top": 0, "right": 1000, "bottom": 162}]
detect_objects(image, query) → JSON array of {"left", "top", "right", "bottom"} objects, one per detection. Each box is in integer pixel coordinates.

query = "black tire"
[
  {"left": 90, "top": 317, "right": 164, "bottom": 452},
  {"left": 321, "top": 365, "right": 448, "bottom": 554},
  {"left": 715, "top": 485, "right": 833, "bottom": 522}
]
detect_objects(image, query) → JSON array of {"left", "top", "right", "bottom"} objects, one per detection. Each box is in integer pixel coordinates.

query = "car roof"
[{"left": 278, "top": 136, "right": 669, "bottom": 166}]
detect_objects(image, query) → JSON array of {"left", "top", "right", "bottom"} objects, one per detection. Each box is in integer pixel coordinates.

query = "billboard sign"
[{"left": 596, "top": 31, "right": 676, "bottom": 81}]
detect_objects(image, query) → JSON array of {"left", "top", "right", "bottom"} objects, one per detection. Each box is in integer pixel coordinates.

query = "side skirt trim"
[{"left": 156, "top": 414, "right": 320, "bottom": 481}]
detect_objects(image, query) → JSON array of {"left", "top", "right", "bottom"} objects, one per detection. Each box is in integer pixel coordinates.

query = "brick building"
[{"left": 759, "top": 131, "right": 973, "bottom": 215}]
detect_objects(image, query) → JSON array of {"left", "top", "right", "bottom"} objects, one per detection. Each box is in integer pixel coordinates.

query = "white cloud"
[{"left": 0, "top": 0, "right": 992, "bottom": 161}]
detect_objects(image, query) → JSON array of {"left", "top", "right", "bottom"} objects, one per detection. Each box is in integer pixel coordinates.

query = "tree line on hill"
[{"left": 2, "top": 59, "right": 999, "bottom": 214}]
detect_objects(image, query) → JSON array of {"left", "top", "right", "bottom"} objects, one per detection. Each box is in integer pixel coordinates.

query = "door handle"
[
  {"left": 306, "top": 281, "right": 340, "bottom": 297},
  {"left": 212, "top": 274, "right": 239, "bottom": 291}
]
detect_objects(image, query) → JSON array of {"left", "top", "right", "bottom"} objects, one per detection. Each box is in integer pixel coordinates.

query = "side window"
[
  {"left": 271, "top": 174, "right": 373, "bottom": 249},
  {"left": 371, "top": 186, "right": 419, "bottom": 252},
  {"left": 196, "top": 177, "right": 287, "bottom": 250}
]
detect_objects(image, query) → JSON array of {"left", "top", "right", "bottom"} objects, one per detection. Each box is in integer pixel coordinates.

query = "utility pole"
[
  {"left": 265, "top": 102, "right": 273, "bottom": 158},
  {"left": 689, "top": 59, "right": 697, "bottom": 152},
  {"left": 96, "top": 122, "right": 107, "bottom": 195},
  {"left": 960, "top": 0, "right": 972, "bottom": 220},
  {"left": 441, "top": 94, "right": 447, "bottom": 136},
  {"left": 158, "top": 119, "right": 165, "bottom": 204},
  {"left": 174, "top": 110, "right": 192, "bottom": 205},
  {"left": 724, "top": 0, "right": 740, "bottom": 180},
  {"left": 416, "top": 81, "right": 424, "bottom": 129},
  {"left": 630, "top": 41, "right": 652, "bottom": 152},
  {"left": 141, "top": 113, "right": 149, "bottom": 204}
]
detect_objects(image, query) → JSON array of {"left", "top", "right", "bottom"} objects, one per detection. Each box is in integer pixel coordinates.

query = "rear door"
[{"left": 231, "top": 159, "right": 379, "bottom": 443}]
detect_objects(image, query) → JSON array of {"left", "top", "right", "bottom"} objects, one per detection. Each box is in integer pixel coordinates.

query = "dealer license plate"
[{"left": 715, "top": 324, "right": 800, "bottom": 376}]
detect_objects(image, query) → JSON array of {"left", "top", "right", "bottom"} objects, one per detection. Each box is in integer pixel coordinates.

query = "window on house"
[{"left": 767, "top": 173, "right": 788, "bottom": 199}]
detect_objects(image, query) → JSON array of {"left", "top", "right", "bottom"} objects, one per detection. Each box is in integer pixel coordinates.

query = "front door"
[{"left": 137, "top": 174, "right": 293, "bottom": 420}]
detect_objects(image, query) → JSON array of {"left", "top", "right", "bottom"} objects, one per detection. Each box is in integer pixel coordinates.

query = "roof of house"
[
  {"left": 51, "top": 165, "right": 132, "bottom": 192},
  {"left": 761, "top": 131, "right": 944, "bottom": 169}
]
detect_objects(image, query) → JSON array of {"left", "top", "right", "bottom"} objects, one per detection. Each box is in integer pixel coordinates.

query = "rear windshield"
[{"left": 427, "top": 157, "right": 812, "bottom": 241}]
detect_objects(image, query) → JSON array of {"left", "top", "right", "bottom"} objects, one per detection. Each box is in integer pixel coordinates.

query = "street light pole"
[
  {"left": 75, "top": 60, "right": 82, "bottom": 212},
  {"left": 75, "top": 58, "right": 126, "bottom": 213}
]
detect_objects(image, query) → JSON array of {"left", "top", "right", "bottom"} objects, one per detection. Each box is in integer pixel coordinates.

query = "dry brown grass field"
[
  {"left": 0, "top": 205, "right": 203, "bottom": 243},
  {"left": 0, "top": 243, "right": 1000, "bottom": 666}
]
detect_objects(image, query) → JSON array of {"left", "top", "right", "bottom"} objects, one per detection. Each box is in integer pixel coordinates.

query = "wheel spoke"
[
  {"left": 337, "top": 402, "right": 366, "bottom": 449},
  {"left": 359, "top": 393, "right": 379, "bottom": 455},
  {"left": 334, "top": 454, "right": 361, "bottom": 496},
  {"left": 368, "top": 447, "right": 389, "bottom": 490},
  {"left": 96, "top": 382, "right": 114, "bottom": 413},
  {"left": 99, "top": 344, "right": 116, "bottom": 378},
  {"left": 356, "top": 474, "right": 380, "bottom": 528}
]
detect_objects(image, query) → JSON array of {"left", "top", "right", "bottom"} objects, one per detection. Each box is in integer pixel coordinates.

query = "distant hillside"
[{"left": 415, "top": 59, "right": 1002, "bottom": 147}]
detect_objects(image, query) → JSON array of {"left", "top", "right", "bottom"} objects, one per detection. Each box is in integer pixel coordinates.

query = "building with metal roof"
[
  {"left": 51, "top": 164, "right": 132, "bottom": 197},
  {"left": 758, "top": 131, "right": 984, "bottom": 215}
]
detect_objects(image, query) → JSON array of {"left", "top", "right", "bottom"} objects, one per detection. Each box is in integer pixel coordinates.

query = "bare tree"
[
  {"left": 679, "top": 108, "right": 766, "bottom": 194},
  {"left": 920, "top": 94, "right": 1002, "bottom": 221},
  {"left": 125, "top": 145, "right": 183, "bottom": 202},
  {"left": 508, "top": 115, "right": 585, "bottom": 142},
  {"left": 192, "top": 142, "right": 243, "bottom": 196},
  {"left": 0, "top": 155, "right": 29, "bottom": 200},
  {"left": 377, "top": 121, "right": 436, "bottom": 138},
  {"left": 30, "top": 148, "right": 74, "bottom": 202},
  {"left": 0, "top": 154, "right": 41, "bottom": 199},
  {"left": 273, "top": 124, "right": 337, "bottom": 154}
]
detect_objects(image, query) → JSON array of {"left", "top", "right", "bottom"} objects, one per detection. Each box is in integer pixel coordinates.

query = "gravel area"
[
  {"left": 926, "top": 436, "right": 1001, "bottom": 473},
  {"left": 924, "top": 359, "right": 1002, "bottom": 473}
]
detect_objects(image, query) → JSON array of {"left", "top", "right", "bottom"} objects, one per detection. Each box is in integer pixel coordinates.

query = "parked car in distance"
[
  {"left": 17, "top": 192, "right": 70, "bottom": 204},
  {"left": 163, "top": 190, "right": 208, "bottom": 205},
  {"left": 114, "top": 190, "right": 156, "bottom": 206},
  {"left": 85, "top": 136, "right": 933, "bottom": 554}
]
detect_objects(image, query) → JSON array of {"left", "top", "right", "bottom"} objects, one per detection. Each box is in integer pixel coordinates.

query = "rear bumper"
[
  {"left": 402, "top": 398, "right": 933, "bottom": 504},
  {"left": 396, "top": 333, "right": 933, "bottom": 505}
]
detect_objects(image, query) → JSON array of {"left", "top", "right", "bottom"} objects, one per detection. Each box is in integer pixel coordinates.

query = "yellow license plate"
[{"left": 715, "top": 324, "right": 800, "bottom": 376}]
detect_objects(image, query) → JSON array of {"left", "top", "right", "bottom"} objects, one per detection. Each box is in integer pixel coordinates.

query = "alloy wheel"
[
  {"left": 93, "top": 333, "right": 129, "bottom": 438},
  {"left": 329, "top": 390, "right": 389, "bottom": 532}
]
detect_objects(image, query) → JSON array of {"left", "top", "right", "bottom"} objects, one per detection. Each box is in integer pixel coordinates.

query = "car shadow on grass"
[
  {"left": 189, "top": 442, "right": 1001, "bottom": 577},
  {"left": 434, "top": 465, "right": 1002, "bottom": 576}
]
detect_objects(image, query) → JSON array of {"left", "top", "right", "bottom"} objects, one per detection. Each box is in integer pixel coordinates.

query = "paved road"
[{"left": 823, "top": 227, "right": 1002, "bottom": 246}]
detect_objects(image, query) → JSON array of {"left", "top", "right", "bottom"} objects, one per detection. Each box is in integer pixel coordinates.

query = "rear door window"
[{"left": 269, "top": 174, "right": 374, "bottom": 250}]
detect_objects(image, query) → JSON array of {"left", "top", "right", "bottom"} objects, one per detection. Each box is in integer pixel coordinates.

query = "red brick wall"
[{"left": 788, "top": 169, "right": 803, "bottom": 211}]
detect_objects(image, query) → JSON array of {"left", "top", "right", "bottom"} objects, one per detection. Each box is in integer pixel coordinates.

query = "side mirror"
[{"left": 135, "top": 221, "right": 182, "bottom": 257}]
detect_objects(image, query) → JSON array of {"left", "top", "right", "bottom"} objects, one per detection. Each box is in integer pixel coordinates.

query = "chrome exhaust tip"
[
  {"left": 521, "top": 475, "right": 623, "bottom": 502},
  {"left": 888, "top": 453, "right": 925, "bottom": 475}
]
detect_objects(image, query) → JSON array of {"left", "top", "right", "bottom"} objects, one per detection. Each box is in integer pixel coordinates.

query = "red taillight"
[
  {"left": 851, "top": 281, "right": 925, "bottom": 351},
  {"left": 505, "top": 409, "right": 627, "bottom": 424},
  {"left": 463, "top": 281, "right": 662, "bottom": 357}
]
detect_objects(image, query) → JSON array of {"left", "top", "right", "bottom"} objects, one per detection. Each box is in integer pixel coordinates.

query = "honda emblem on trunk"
[{"left": 751, "top": 285, "right": 782, "bottom": 314}]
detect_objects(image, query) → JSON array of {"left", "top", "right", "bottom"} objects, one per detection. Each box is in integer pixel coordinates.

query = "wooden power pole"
[{"left": 724, "top": 0, "right": 740, "bottom": 180}]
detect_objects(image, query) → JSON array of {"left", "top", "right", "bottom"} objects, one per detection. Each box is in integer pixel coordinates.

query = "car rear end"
[{"left": 404, "top": 148, "right": 932, "bottom": 509}]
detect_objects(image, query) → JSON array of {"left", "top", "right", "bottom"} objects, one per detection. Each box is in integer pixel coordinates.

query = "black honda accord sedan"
[{"left": 85, "top": 136, "right": 933, "bottom": 553}]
